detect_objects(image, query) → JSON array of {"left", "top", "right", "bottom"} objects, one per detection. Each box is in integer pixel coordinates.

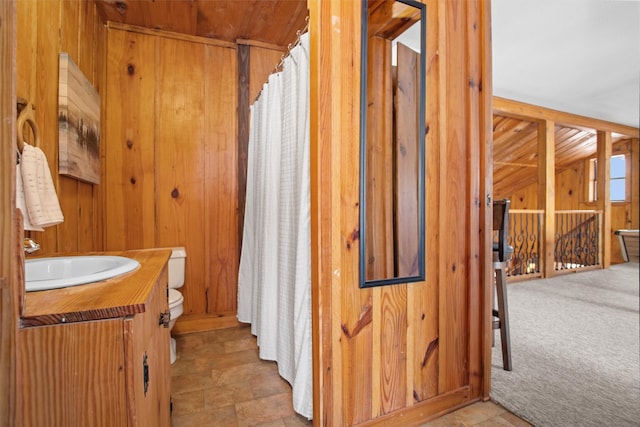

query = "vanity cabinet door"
[
  {"left": 18, "top": 319, "right": 128, "bottom": 427},
  {"left": 124, "top": 269, "right": 171, "bottom": 427}
]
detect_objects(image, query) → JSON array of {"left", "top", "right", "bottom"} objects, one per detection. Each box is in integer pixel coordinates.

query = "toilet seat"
[{"left": 168, "top": 288, "right": 184, "bottom": 308}]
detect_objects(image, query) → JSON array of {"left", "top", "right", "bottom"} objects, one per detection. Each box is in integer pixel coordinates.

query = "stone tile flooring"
[{"left": 170, "top": 325, "right": 532, "bottom": 427}]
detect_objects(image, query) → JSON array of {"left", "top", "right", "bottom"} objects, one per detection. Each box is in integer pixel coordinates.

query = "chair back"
[{"left": 493, "top": 199, "right": 511, "bottom": 262}]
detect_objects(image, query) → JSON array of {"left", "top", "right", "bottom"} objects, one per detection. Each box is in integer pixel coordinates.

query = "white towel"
[
  {"left": 16, "top": 157, "right": 44, "bottom": 231},
  {"left": 20, "top": 143, "right": 64, "bottom": 228}
]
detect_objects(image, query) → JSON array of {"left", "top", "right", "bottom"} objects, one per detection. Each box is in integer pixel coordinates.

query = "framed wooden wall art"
[{"left": 58, "top": 52, "right": 101, "bottom": 184}]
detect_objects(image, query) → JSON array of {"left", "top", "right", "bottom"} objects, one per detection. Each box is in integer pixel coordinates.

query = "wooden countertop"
[{"left": 21, "top": 248, "right": 172, "bottom": 327}]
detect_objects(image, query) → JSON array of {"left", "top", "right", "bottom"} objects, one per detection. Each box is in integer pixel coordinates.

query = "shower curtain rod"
[
  {"left": 273, "top": 15, "right": 309, "bottom": 73},
  {"left": 252, "top": 16, "right": 309, "bottom": 104}
]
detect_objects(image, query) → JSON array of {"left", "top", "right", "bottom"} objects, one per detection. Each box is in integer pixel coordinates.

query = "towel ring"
[{"left": 17, "top": 103, "right": 40, "bottom": 153}]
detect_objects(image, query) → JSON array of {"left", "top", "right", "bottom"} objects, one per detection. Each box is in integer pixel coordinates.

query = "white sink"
[{"left": 25, "top": 256, "right": 140, "bottom": 292}]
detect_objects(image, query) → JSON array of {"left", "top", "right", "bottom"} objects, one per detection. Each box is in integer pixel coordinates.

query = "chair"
[{"left": 492, "top": 199, "right": 512, "bottom": 371}]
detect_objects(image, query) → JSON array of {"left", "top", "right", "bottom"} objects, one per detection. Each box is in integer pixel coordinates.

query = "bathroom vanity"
[{"left": 18, "top": 249, "right": 172, "bottom": 427}]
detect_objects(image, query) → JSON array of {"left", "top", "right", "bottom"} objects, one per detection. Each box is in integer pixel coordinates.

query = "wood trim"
[
  {"left": 106, "top": 21, "right": 237, "bottom": 49},
  {"left": 308, "top": 1, "right": 332, "bottom": 424},
  {"left": 236, "top": 38, "right": 287, "bottom": 52},
  {"left": 478, "top": 0, "right": 493, "bottom": 401},
  {"left": 354, "top": 386, "right": 472, "bottom": 427},
  {"left": 538, "top": 120, "right": 555, "bottom": 278},
  {"left": 494, "top": 161, "right": 536, "bottom": 168},
  {"left": 464, "top": 0, "right": 487, "bottom": 400},
  {"left": 172, "top": 313, "right": 242, "bottom": 335},
  {"left": 1, "top": 1, "right": 18, "bottom": 425},
  {"left": 237, "top": 44, "right": 250, "bottom": 257},
  {"left": 510, "top": 209, "right": 544, "bottom": 214},
  {"left": 596, "top": 131, "right": 612, "bottom": 268},
  {"left": 494, "top": 96, "right": 639, "bottom": 137},
  {"left": 631, "top": 139, "right": 639, "bottom": 229}
]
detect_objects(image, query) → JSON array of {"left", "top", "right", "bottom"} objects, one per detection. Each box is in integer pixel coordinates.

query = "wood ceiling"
[
  {"left": 492, "top": 115, "right": 601, "bottom": 198},
  {"left": 493, "top": 97, "right": 639, "bottom": 199},
  {"left": 94, "top": 0, "right": 308, "bottom": 47}
]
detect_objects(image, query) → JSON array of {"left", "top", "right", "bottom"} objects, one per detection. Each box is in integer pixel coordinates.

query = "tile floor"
[{"left": 170, "top": 325, "right": 532, "bottom": 427}]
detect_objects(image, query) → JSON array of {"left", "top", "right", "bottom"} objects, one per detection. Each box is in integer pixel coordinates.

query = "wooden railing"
[{"left": 504, "top": 209, "right": 602, "bottom": 280}]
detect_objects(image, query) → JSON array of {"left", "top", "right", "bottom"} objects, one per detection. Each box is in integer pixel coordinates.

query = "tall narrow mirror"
[{"left": 360, "top": 0, "right": 426, "bottom": 288}]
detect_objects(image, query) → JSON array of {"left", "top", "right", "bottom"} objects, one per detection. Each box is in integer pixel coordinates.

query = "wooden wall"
[
  {"left": 103, "top": 25, "right": 238, "bottom": 318},
  {"left": 104, "top": 25, "right": 285, "bottom": 323},
  {"left": 15, "top": 0, "right": 290, "bottom": 324},
  {"left": 1, "top": 2, "right": 18, "bottom": 426},
  {"left": 8, "top": 1, "right": 105, "bottom": 425},
  {"left": 16, "top": 0, "right": 106, "bottom": 256},
  {"left": 503, "top": 138, "right": 639, "bottom": 264},
  {"left": 309, "top": 0, "right": 492, "bottom": 425}
]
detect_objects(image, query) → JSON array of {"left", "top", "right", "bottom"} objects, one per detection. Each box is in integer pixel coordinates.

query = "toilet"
[{"left": 167, "top": 247, "right": 186, "bottom": 364}]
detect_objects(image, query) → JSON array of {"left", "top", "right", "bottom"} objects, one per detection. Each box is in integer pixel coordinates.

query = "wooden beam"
[
  {"left": 538, "top": 120, "right": 555, "bottom": 278},
  {"left": 494, "top": 96, "right": 639, "bottom": 137},
  {"left": 235, "top": 38, "right": 287, "bottom": 52},
  {"left": 237, "top": 44, "right": 249, "bottom": 258},
  {"left": 105, "top": 21, "right": 237, "bottom": 49},
  {"left": 472, "top": 0, "right": 493, "bottom": 402},
  {"left": 494, "top": 161, "right": 536, "bottom": 168},
  {"left": 596, "top": 131, "right": 612, "bottom": 268},
  {"left": 632, "top": 138, "right": 640, "bottom": 230}
]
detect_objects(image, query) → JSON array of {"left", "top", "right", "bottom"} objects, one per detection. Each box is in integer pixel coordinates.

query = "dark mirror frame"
[{"left": 359, "top": 0, "right": 426, "bottom": 288}]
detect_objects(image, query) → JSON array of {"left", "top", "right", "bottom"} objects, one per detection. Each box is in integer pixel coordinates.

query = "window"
[
  {"left": 588, "top": 154, "right": 626, "bottom": 202},
  {"left": 610, "top": 155, "right": 626, "bottom": 201}
]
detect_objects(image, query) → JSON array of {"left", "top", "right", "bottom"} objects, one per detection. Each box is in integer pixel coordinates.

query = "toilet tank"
[{"left": 168, "top": 247, "right": 186, "bottom": 289}]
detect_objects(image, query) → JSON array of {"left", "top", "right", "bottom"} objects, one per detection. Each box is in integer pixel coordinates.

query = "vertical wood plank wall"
[
  {"left": 16, "top": 0, "right": 106, "bottom": 256},
  {"left": 104, "top": 26, "right": 284, "bottom": 320},
  {"left": 104, "top": 26, "right": 240, "bottom": 317},
  {"left": 309, "top": 0, "right": 491, "bottom": 425}
]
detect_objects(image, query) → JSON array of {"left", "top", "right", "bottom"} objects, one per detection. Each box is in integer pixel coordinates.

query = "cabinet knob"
[{"left": 159, "top": 311, "right": 171, "bottom": 328}]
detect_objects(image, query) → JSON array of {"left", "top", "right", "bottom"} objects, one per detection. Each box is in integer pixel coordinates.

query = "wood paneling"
[
  {"left": 16, "top": 0, "right": 106, "bottom": 256},
  {"left": 309, "top": 0, "right": 490, "bottom": 425},
  {"left": 104, "top": 29, "right": 157, "bottom": 250},
  {"left": 154, "top": 36, "right": 210, "bottom": 315},
  {"left": 202, "top": 42, "right": 239, "bottom": 313},
  {"left": 104, "top": 25, "right": 238, "bottom": 317}
]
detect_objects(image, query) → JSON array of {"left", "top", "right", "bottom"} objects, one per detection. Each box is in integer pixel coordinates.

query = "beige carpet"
[{"left": 491, "top": 263, "right": 640, "bottom": 427}]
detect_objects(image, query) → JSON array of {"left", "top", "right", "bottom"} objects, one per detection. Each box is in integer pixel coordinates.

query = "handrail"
[
  {"left": 510, "top": 209, "right": 543, "bottom": 213},
  {"left": 555, "top": 209, "right": 602, "bottom": 214}
]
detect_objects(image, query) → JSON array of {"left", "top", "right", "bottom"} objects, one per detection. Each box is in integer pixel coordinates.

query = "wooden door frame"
[{"left": 1, "top": 1, "right": 19, "bottom": 426}]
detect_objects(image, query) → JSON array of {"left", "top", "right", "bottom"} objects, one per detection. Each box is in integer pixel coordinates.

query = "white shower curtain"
[{"left": 237, "top": 33, "right": 312, "bottom": 419}]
